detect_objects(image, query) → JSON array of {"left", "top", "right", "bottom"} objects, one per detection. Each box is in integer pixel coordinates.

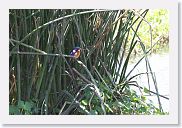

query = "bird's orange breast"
[{"left": 74, "top": 49, "right": 80, "bottom": 58}]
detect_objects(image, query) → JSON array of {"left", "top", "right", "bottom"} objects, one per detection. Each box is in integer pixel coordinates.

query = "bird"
[{"left": 70, "top": 47, "right": 81, "bottom": 59}]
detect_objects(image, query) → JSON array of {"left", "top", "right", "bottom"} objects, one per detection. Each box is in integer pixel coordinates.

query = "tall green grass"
[{"left": 9, "top": 9, "right": 168, "bottom": 115}]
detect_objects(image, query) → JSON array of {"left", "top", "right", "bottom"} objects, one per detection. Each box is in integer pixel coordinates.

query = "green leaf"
[
  {"left": 133, "top": 98, "right": 139, "bottom": 102},
  {"left": 144, "top": 87, "right": 149, "bottom": 94},
  {"left": 9, "top": 105, "right": 20, "bottom": 115},
  {"left": 141, "top": 95, "right": 146, "bottom": 101},
  {"left": 18, "top": 100, "right": 25, "bottom": 109},
  {"left": 81, "top": 100, "right": 88, "bottom": 106},
  {"left": 140, "top": 106, "right": 147, "bottom": 112},
  {"left": 24, "top": 101, "right": 33, "bottom": 111},
  {"left": 90, "top": 110, "right": 98, "bottom": 115},
  {"left": 95, "top": 106, "right": 103, "bottom": 113},
  {"left": 17, "top": 100, "right": 34, "bottom": 112}
]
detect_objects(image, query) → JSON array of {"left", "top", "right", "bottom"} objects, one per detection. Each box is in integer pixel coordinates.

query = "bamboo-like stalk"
[
  {"left": 20, "top": 10, "right": 115, "bottom": 44},
  {"left": 76, "top": 60, "right": 106, "bottom": 115},
  {"left": 13, "top": 11, "right": 21, "bottom": 102},
  {"left": 44, "top": 57, "right": 58, "bottom": 114}
]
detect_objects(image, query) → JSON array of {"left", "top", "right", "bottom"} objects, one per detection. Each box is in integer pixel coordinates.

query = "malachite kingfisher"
[{"left": 70, "top": 47, "right": 81, "bottom": 59}]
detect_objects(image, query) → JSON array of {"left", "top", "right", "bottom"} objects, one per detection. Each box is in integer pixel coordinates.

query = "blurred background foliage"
[
  {"left": 130, "top": 9, "right": 169, "bottom": 57},
  {"left": 9, "top": 9, "right": 169, "bottom": 115}
]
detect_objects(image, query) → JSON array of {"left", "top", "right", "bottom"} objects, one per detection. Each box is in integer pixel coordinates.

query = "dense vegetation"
[{"left": 9, "top": 9, "right": 169, "bottom": 115}]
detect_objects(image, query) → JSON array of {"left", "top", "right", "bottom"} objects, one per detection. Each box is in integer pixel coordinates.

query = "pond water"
[{"left": 126, "top": 52, "right": 169, "bottom": 112}]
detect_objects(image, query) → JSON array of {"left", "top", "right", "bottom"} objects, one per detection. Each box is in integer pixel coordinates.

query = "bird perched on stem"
[
  {"left": 70, "top": 47, "right": 81, "bottom": 59},
  {"left": 68, "top": 47, "right": 81, "bottom": 80}
]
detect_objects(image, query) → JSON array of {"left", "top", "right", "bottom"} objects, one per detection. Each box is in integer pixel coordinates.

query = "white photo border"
[{"left": 0, "top": 0, "right": 178, "bottom": 124}]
